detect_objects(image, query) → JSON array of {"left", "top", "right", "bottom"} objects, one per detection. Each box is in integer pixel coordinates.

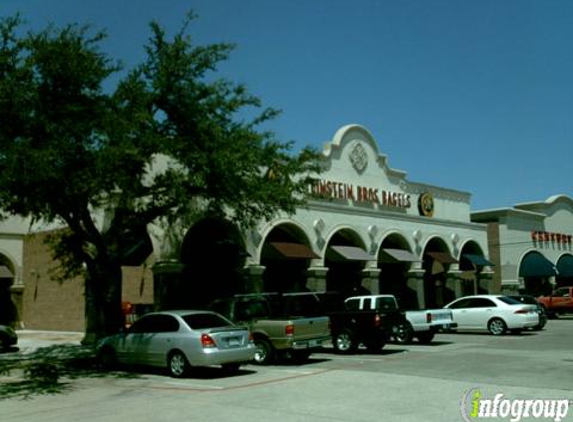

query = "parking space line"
[
  {"left": 142, "top": 368, "right": 334, "bottom": 393},
  {"left": 164, "top": 381, "right": 225, "bottom": 390}
]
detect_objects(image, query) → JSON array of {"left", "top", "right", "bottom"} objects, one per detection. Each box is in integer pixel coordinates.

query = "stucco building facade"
[
  {"left": 471, "top": 195, "right": 573, "bottom": 295},
  {"left": 8, "top": 124, "right": 571, "bottom": 332}
]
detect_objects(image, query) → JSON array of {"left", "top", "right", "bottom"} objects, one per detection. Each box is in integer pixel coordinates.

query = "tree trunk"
[{"left": 82, "top": 262, "right": 124, "bottom": 345}]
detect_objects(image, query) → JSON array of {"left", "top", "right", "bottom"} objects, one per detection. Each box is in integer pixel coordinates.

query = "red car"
[{"left": 537, "top": 287, "right": 573, "bottom": 318}]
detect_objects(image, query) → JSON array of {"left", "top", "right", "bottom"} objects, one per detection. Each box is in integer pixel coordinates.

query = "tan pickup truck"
[{"left": 209, "top": 294, "right": 331, "bottom": 364}]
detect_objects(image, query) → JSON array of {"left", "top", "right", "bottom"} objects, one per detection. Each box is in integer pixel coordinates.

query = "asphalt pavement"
[{"left": 1, "top": 324, "right": 573, "bottom": 422}]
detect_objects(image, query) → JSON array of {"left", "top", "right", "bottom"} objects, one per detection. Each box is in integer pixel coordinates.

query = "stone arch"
[
  {"left": 260, "top": 222, "right": 318, "bottom": 293},
  {"left": 556, "top": 253, "right": 573, "bottom": 287},
  {"left": 377, "top": 231, "right": 419, "bottom": 309},
  {"left": 256, "top": 218, "right": 315, "bottom": 261},
  {"left": 0, "top": 253, "right": 17, "bottom": 326},
  {"left": 323, "top": 227, "right": 371, "bottom": 296},
  {"left": 518, "top": 251, "right": 557, "bottom": 296},
  {"left": 177, "top": 217, "right": 247, "bottom": 307},
  {"left": 458, "top": 240, "right": 489, "bottom": 295},
  {"left": 422, "top": 236, "right": 458, "bottom": 308}
]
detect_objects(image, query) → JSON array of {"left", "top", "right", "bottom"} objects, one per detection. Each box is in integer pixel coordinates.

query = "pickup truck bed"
[
  {"left": 209, "top": 295, "right": 331, "bottom": 364},
  {"left": 397, "top": 308, "right": 456, "bottom": 343},
  {"left": 345, "top": 295, "right": 457, "bottom": 344},
  {"left": 282, "top": 292, "right": 406, "bottom": 353}
]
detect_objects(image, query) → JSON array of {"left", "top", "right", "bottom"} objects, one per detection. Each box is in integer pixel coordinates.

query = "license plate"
[
  {"left": 308, "top": 340, "right": 320, "bottom": 348},
  {"left": 227, "top": 337, "right": 240, "bottom": 347},
  {"left": 443, "top": 323, "right": 450, "bottom": 329}
]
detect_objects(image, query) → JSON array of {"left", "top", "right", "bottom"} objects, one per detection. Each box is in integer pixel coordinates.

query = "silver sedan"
[{"left": 96, "top": 310, "right": 255, "bottom": 377}]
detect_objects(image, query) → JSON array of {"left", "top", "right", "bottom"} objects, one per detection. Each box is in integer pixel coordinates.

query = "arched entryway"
[
  {"left": 179, "top": 218, "right": 247, "bottom": 307},
  {"left": 519, "top": 252, "right": 557, "bottom": 296},
  {"left": 459, "top": 241, "right": 492, "bottom": 296},
  {"left": 556, "top": 254, "right": 573, "bottom": 288},
  {"left": 377, "top": 234, "right": 419, "bottom": 309},
  {"left": 0, "top": 257, "right": 16, "bottom": 326},
  {"left": 422, "top": 238, "right": 458, "bottom": 308},
  {"left": 260, "top": 223, "right": 318, "bottom": 293},
  {"left": 325, "top": 229, "right": 371, "bottom": 297}
]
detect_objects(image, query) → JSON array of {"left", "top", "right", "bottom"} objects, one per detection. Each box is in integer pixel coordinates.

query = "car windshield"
[
  {"left": 497, "top": 296, "right": 523, "bottom": 305},
  {"left": 182, "top": 313, "right": 233, "bottom": 329}
]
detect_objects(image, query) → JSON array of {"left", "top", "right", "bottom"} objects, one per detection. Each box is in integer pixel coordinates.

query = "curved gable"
[{"left": 322, "top": 124, "right": 407, "bottom": 180}]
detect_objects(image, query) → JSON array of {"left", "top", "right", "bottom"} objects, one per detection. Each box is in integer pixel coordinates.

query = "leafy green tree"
[{"left": 0, "top": 14, "right": 322, "bottom": 344}]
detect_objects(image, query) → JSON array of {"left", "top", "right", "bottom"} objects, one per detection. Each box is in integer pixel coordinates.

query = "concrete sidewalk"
[{"left": 14, "top": 330, "right": 85, "bottom": 353}]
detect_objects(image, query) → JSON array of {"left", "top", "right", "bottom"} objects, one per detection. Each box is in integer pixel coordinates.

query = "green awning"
[
  {"left": 463, "top": 254, "right": 494, "bottom": 267},
  {"left": 557, "top": 255, "right": 573, "bottom": 277},
  {"left": 519, "top": 253, "right": 557, "bottom": 277}
]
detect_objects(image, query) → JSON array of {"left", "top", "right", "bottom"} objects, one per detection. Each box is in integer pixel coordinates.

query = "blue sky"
[{"left": 2, "top": 0, "right": 572, "bottom": 211}]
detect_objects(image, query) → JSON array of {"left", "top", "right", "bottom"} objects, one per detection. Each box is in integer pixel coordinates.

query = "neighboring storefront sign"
[{"left": 531, "top": 231, "right": 572, "bottom": 245}]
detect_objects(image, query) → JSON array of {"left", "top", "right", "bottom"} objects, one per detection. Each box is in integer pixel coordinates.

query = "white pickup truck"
[{"left": 345, "top": 295, "right": 457, "bottom": 344}]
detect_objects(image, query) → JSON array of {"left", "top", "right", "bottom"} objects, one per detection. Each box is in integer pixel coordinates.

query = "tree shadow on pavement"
[{"left": 0, "top": 344, "right": 139, "bottom": 400}]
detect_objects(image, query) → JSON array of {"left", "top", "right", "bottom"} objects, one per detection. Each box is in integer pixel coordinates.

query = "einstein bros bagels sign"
[{"left": 310, "top": 179, "right": 412, "bottom": 209}]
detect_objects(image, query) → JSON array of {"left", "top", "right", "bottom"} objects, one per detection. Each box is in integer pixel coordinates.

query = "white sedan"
[{"left": 444, "top": 295, "right": 539, "bottom": 335}]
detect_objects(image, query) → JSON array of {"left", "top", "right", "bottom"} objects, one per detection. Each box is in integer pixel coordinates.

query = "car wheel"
[
  {"left": 488, "top": 318, "right": 507, "bottom": 335},
  {"left": 221, "top": 362, "right": 241, "bottom": 374},
  {"left": 393, "top": 322, "right": 414, "bottom": 344},
  {"left": 253, "top": 338, "right": 274, "bottom": 365},
  {"left": 333, "top": 330, "right": 357, "bottom": 354},
  {"left": 416, "top": 332, "right": 435, "bottom": 344},
  {"left": 168, "top": 350, "right": 190, "bottom": 378},
  {"left": 364, "top": 336, "right": 386, "bottom": 352},
  {"left": 97, "top": 346, "right": 118, "bottom": 369}
]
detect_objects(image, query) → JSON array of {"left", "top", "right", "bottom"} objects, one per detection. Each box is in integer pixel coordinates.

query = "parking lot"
[{"left": 1, "top": 319, "right": 573, "bottom": 422}]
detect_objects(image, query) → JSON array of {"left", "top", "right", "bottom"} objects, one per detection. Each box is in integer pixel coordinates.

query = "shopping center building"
[
  {"left": 1, "top": 124, "right": 570, "bottom": 331},
  {"left": 235, "top": 124, "right": 494, "bottom": 309},
  {"left": 471, "top": 195, "right": 573, "bottom": 295}
]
